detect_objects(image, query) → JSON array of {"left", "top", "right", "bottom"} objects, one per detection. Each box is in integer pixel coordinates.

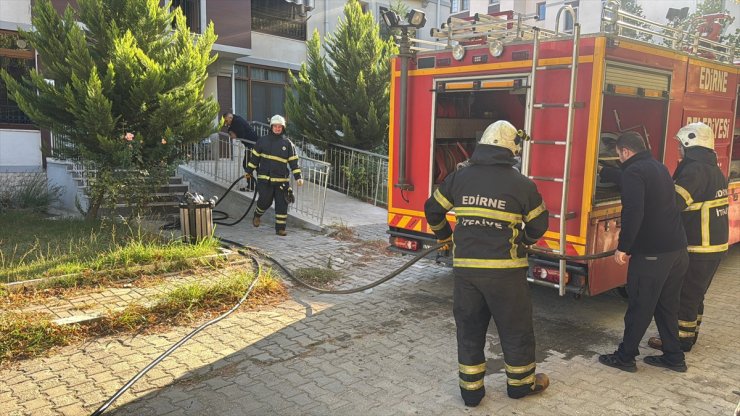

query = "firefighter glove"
[
  {"left": 437, "top": 236, "right": 453, "bottom": 252},
  {"left": 296, "top": 179, "right": 304, "bottom": 187},
  {"left": 286, "top": 187, "right": 295, "bottom": 204},
  {"left": 244, "top": 172, "right": 252, "bottom": 180}
]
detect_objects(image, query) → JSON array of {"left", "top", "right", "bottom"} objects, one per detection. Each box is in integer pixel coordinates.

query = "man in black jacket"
[
  {"left": 246, "top": 115, "right": 303, "bottom": 236},
  {"left": 424, "top": 120, "right": 549, "bottom": 407},
  {"left": 647, "top": 122, "right": 729, "bottom": 352},
  {"left": 598, "top": 131, "right": 689, "bottom": 373},
  {"left": 223, "top": 111, "right": 260, "bottom": 189}
]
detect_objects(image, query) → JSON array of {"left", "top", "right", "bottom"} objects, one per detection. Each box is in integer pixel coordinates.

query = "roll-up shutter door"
[{"left": 604, "top": 63, "right": 670, "bottom": 98}]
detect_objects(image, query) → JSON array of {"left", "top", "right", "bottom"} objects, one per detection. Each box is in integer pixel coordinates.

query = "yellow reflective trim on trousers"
[
  {"left": 459, "top": 379, "right": 484, "bottom": 390},
  {"left": 454, "top": 258, "right": 529, "bottom": 268},
  {"left": 459, "top": 363, "right": 486, "bottom": 375},
  {"left": 257, "top": 175, "right": 290, "bottom": 183},
  {"left": 292, "top": 169, "right": 301, "bottom": 174},
  {"left": 257, "top": 175, "right": 271, "bottom": 180},
  {"left": 504, "top": 362, "right": 536, "bottom": 374},
  {"left": 688, "top": 243, "right": 728, "bottom": 253},
  {"left": 678, "top": 319, "right": 697, "bottom": 328},
  {"left": 524, "top": 203, "right": 546, "bottom": 222},
  {"left": 433, "top": 189, "right": 453, "bottom": 211},
  {"left": 507, "top": 374, "right": 536, "bottom": 386},
  {"left": 275, "top": 214, "right": 288, "bottom": 219},
  {"left": 454, "top": 206, "right": 522, "bottom": 223},
  {"left": 276, "top": 220, "right": 286, "bottom": 224},
  {"left": 675, "top": 184, "right": 693, "bottom": 207},
  {"left": 430, "top": 220, "right": 447, "bottom": 231},
  {"left": 261, "top": 154, "right": 288, "bottom": 163},
  {"left": 679, "top": 330, "right": 694, "bottom": 338}
]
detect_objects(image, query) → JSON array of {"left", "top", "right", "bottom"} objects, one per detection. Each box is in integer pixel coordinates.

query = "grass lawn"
[{"left": 0, "top": 212, "right": 220, "bottom": 284}]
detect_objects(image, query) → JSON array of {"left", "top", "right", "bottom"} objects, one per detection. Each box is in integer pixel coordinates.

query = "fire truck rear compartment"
[{"left": 432, "top": 87, "right": 526, "bottom": 186}]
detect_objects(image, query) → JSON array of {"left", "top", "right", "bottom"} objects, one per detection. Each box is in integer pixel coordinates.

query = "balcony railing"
[
  {"left": 0, "top": 104, "right": 32, "bottom": 126},
  {"left": 252, "top": 6, "right": 307, "bottom": 41}
]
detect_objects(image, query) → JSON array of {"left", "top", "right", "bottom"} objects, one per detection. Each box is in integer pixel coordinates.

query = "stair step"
[
  {"left": 536, "top": 64, "right": 573, "bottom": 70},
  {"left": 533, "top": 102, "right": 585, "bottom": 109},
  {"left": 530, "top": 140, "right": 567, "bottom": 145}
]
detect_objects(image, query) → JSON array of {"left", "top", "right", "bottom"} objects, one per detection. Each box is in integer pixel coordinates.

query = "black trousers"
[
  {"left": 453, "top": 269, "right": 537, "bottom": 401},
  {"left": 617, "top": 248, "right": 689, "bottom": 364},
  {"left": 254, "top": 180, "right": 288, "bottom": 231},
  {"left": 677, "top": 256, "right": 722, "bottom": 348}
]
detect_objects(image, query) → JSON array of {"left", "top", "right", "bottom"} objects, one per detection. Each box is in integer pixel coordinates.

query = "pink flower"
[
  {"left": 161, "top": 138, "right": 167, "bottom": 145},
  {"left": 125, "top": 132, "right": 134, "bottom": 142}
]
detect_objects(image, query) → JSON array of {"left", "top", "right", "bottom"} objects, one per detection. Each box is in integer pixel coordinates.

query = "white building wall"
[{"left": 0, "top": 0, "right": 32, "bottom": 26}]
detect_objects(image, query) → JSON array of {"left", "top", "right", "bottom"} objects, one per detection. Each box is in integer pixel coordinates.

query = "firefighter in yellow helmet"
[
  {"left": 246, "top": 115, "right": 303, "bottom": 236},
  {"left": 424, "top": 120, "right": 550, "bottom": 406},
  {"left": 648, "top": 122, "right": 729, "bottom": 352}
]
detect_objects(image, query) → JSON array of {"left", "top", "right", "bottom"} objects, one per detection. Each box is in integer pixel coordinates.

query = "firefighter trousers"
[
  {"left": 617, "top": 248, "right": 688, "bottom": 365},
  {"left": 254, "top": 180, "right": 288, "bottom": 231},
  {"left": 677, "top": 256, "right": 722, "bottom": 350},
  {"left": 453, "top": 269, "right": 537, "bottom": 402}
]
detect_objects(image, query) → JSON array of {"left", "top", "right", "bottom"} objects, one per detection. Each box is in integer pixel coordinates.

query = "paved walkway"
[{"left": 2, "top": 200, "right": 739, "bottom": 415}]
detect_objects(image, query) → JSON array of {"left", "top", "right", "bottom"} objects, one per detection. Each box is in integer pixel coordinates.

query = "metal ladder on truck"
[{"left": 521, "top": 5, "right": 581, "bottom": 296}]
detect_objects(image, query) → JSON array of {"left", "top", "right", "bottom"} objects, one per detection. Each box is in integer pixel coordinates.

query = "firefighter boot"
[
  {"left": 460, "top": 386, "right": 485, "bottom": 407},
  {"left": 647, "top": 337, "right": 693, "bottom": 352},
  {"left": 252, "top": 214, "right": 261, "bottom": 228},
  {"left": 527, "top": 373, "right": 549, "bottom": 396},
  {"left": 276, "top": 229, "right": 287, "bottom": 237}
]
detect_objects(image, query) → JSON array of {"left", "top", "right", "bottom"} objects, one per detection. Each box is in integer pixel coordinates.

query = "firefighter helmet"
[
  {"left": 479, "top": 120, "right": 523, "bottom": 155},
  {"left": 270, "top": 115, "right": 286, "bottom": 128},
  {"left": 675, "top": 122, "right": 714, "bottom": 150}
]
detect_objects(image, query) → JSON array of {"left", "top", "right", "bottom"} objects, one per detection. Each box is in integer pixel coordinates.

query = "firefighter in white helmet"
[
  {"left": 246, "top": 115, "right": 303, "bottom": 236},
  {"left": 424, "top": 120, "right": 549, "bottom": 406},
  {"left": 648, "top": 122, "right": 729, "bottom": 352}
]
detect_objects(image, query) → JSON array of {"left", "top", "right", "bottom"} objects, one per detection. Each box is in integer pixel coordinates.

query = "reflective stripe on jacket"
[
  {"left": 247, "top": 132, "right": 302, "bottom": 183},
  {"left": 424, "top": 145, "right": 548, "bottom": 276},
  {"left": 673, "top": 147, "right": 729, "bottom": 257}
]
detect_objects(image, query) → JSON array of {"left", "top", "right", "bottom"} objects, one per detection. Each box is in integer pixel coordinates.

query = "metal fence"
[
  {"left": 252, "top": 122, "right": 389, "bottom": 207},
  {"left": 180, "top": 133, "right": 330, "bottom": 225}
]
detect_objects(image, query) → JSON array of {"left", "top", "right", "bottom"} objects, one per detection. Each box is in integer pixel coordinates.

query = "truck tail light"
[
  {"left": 391, "top": 237, "right": 420, "bottom": 251},
  {"left": 531, "top": 266, "right": 570, "bottom": 285}
]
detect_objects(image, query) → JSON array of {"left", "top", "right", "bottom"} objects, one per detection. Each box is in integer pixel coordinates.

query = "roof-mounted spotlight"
[
  {"left": 382, "top": 10, "right": 401, "bottom": 28},
  {"left": 488, "top": 39, "right": 504, "bottom": 57},
  {"left": 452, "top": 44, "right": 465, "bottom": 61},
  {"left": 406, "top": 9, "right": 427, "bottom": 28}
]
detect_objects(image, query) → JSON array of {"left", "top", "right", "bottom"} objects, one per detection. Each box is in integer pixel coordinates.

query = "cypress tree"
[
  {"left": 285, "top": 0, "right": 397, "bottom": 152},
  {"left": 1, "top": 0, "right": 219, "bottom": 218}
]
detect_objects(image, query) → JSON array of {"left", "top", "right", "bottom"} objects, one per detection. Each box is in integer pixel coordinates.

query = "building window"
[
  {"left": 171, "top": 0, "right": 201, "bottom": 33},
  {"left": 252, "top": 0, "right": 308, "bottom": 41},
  {"left": 0, "top": 31, "right": 34, "bottom": 128},
  {"left": 488, "top": 0, "right": 501, "bottom": 13},
  {"left": 234, "top": 64, "right": 290, "bottom": 124},
  {"left": 536, "top": 2, "right": 546, "bottom": 21},
  {"left": 564, "top": 0, "right": 579, "bottom": 32},
  {"left": 451, "top": 0, "right": 469, "bottom": 13}
]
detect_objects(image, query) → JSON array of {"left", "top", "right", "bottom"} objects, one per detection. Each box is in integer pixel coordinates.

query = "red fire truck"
[{"left": 386, "top": 3, "right": 739, "bottom": 296}]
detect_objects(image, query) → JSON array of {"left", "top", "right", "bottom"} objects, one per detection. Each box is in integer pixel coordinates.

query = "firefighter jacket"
[
  {"left": 247, "top": 132, "right": 302, "bottom": 184},
  {"left": 424, "top": 145, "right": 549, "bottom": 277},
  {"left": 673, "top": 147, "right": 729, "bottom": 258}
]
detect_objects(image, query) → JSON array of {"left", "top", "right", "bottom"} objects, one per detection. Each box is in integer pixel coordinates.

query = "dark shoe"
[
  {"left": 598, "top": 353, "right": 637, "bottom": 373},
  {"left": 648, "top": 337, "right": 693, "bottom": 352},
  {"left": 252, "top": 215, "right": 261, "bottom": 227},
  {"left": 643, "top": 355, "right": 687, "bottom": 372},
  {"left": 276, "top": 229, "right": 287, "bottom": 236},
  {"left": 527, "top": 373, "right": 549, "bottom": 396}
]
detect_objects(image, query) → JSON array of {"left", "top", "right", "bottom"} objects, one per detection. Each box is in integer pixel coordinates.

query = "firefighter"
[
  {"left": 647, "top": 122, "right": 729, "bottom": 352},
  {"left": 597, "top": 131, "right": 689, "bottom": 373},
  {"left": 424, "top": 120, "right": 550, "bottom": 407},
  {"left": 246, "top": 115, "right": 303, "bottom": 236}
]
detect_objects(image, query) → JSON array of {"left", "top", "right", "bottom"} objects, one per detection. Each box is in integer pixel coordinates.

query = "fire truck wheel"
[{"left": 617, "top": 286, "right": 629, "bottom": 299}]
